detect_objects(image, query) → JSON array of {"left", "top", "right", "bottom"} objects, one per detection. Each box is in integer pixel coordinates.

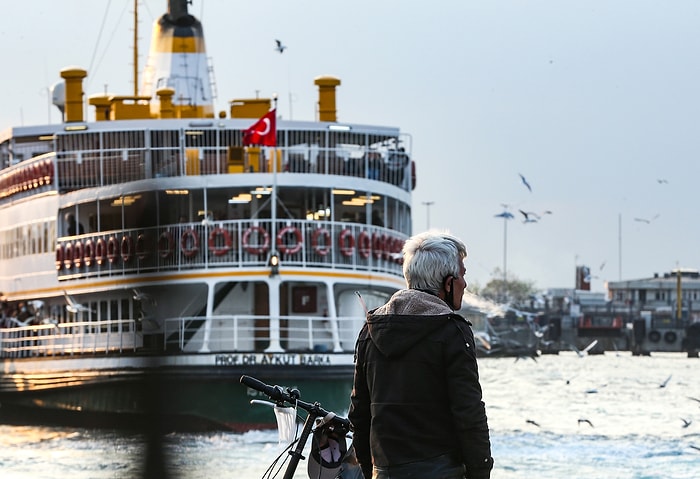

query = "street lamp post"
[
  {"left": 422, "top": 201, "right": 434, "bottom": 230},
  {"left": 494, "top": 206, "right": 514, "bottom": 302}
]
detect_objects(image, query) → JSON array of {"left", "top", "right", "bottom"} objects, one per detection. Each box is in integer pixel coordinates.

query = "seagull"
[
  {"left": 599, "top": 261, "right": 607, "bottom": 271},
  {"left": 659, "top": 374, "right": 672, "bottom": 388},
  {"left": 133, "top": 289, "right": 157, "bottom": 307},
  {"left": 275, "top": 39, "right": 287, "bottom": 54},
  {"left": 578, "top": 419, "right": 594, "bottom": 428},
  {"left": 688, "top": 396, "right": 700, "bottom": 405},
  {"left": 519, "top": 210, "right": 539, "bottom": 223},
  {"left": 571, "top": 339, "right": 598, "bottom": 357},
  {"left": 518, "top": 173, "right": 532, "bottom": 192},
  {"left": 657, "top": 179, "right": 668, "bottom": 184},
  {"left": 63, "top": 290, "right": 92, "bottom": 315},
  {"left": 634, "top": 214, "right": 660, "bottom": 224},
  {"left": 494, "top": 211, "right": 514, "bottom": 219},
  {"left": 681, "top": 418, "right": 692, "bottom": 428},
  {"left": 526, "top": 419, "right": 540, "bottom": 427},
  {"left": 690, "top": 445, "right": 700, "bottom": 452}
]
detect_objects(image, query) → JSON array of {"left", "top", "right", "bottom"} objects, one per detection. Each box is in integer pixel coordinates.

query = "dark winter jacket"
[{"left": 348, "top": 289, "right": 493, "bottom": 479}]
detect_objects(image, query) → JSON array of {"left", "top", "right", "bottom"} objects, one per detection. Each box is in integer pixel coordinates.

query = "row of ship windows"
[{"left": 0, "top": 221, "right": 55, "bottom": 260}]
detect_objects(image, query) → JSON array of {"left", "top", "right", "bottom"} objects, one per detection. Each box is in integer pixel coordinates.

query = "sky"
[{"left": 2, "top": 0, "right": 699, "bottom": 293}]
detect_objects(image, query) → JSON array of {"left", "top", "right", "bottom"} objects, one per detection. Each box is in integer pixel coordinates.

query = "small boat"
[{"left": 0, "top": 0, "right": 414, "bottom": 431}]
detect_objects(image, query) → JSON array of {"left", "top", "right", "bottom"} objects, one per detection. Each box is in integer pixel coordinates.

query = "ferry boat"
[{"left": 0, "top": 0, "right": 413, "bottom": 431}]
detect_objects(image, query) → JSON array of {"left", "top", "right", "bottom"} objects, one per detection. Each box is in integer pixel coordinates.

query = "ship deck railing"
[
  {"left": 0, "top": 130, "right": 413, "bottom": 205},
  {"left": 0, "top": 314, "right": 362, "bottom": 359},
  {"left": 56, "top": 220, "right": 406, "bottom": 280},
  {"left": 0, "top": 319, "right": 141, "bottom": 359},
  {"left": 163, "top": 314, "right": 364, "bottom": 354}
]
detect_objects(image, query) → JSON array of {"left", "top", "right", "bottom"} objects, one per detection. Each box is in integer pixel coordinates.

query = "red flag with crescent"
[{"left": 243, "top": 109, "right": 276, "bottom": 146}]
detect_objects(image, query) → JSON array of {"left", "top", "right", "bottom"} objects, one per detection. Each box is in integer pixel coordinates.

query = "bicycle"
[{"left": 239, "top": 375, "right": 362, "bottom": 479}]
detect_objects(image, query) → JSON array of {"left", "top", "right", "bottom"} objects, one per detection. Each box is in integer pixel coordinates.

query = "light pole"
[
  {"left": 494, "top": 207, "right": 514, "bottom": 302},
  {"left": 422, "top": 201, "right": 434, "bottom": 230}
]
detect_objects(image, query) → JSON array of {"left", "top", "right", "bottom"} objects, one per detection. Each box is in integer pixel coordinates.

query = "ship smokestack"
[
  {"left": 314, "top": 75, "right": 341, "bottom": 122},
  {"left": 60, "top": 67, "right": 87, "bottom": 123},
  {"left": 140, "top": 0, "right": 214, "bottom": 118}
]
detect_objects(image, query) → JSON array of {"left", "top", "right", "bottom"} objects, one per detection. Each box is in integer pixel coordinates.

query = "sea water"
[{"left": 1, "top": 352, "right": 698, "bottom": 479}]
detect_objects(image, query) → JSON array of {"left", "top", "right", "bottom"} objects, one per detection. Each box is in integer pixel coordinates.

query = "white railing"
[
  {"left": 0, "top": 319, "right": 141, "bottom": 358},
  {"left": 56, "top": 220, "right": 407, "bottom": 280},
  {"left": 163, "top": 315, "right": 365, "bottom": 354}
]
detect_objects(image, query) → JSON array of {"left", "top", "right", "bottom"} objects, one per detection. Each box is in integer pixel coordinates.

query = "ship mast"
[{"left": 133, "top": 0, "right": 139, "bottom": 96}]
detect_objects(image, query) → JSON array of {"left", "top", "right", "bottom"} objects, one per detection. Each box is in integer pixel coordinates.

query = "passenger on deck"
[{"left": 65, "top": 213, "right": 84, "bottom": 236}]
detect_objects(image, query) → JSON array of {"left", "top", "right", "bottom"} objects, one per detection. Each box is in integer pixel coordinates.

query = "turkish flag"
[{"left": 243, "top": 109, "right": 276, "bottom": 146}]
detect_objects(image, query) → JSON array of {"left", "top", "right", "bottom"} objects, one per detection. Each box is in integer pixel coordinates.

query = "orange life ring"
[
  {"left": 338, "top": 229, "right": 355, "bottom": 257},
  {"left": 121, "top": 235, "right": 134, "bottom": 263},
  {"left": 358, "top": 231, "right": 371, "bottom": 259},
  {"left": 242, "top": 225, "right": 270, "bottom": 255},
  {"left": 276, "top": 226, "right": 303, "bottom": 255},
  {"left": 135, "top": 234, "right": 149, "bottom": 260},
  {"left": 72, "top": 241, "right": 84, "bottom": 268},
  {"left": 63, "top": 242, "right": 74, "bottom": 269},
  {"left": 208, "top": 227, "right": 232, "bottom": 256},
  {"left": 55, "top": 244, "right": 64, "bottom": 270},
  {"left": 311, "top": 228, "right": 331, "bottom": 256},
  {"left": 372, "top": 232, "right": 385, "bottom": 260},
  {"left": 158, "top": 231, "right": 174, "bottom": 259},
  {"left": 95, "top": 238, "right": 106, "bottom": 265},
  {"left": 181, "top": 229, "right": 200, "bottom": 258},
  {"left": 83, "top": 239, "right": 95, "bottom": 267},
  {"left": 46, "top": 160, "right": 54, "bottom": 185},
  {"left": 106, "top": 236, "right": 119, "bottom": 264}
]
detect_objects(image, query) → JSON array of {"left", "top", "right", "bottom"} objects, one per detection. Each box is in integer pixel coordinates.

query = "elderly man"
[{"left": 349, "top": 230, "right": 493, "bottom": 479}]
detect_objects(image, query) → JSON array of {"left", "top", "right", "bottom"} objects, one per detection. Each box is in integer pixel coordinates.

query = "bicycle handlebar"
[{"left": 239, "top": 375, "right": 351, "bottom": 431}]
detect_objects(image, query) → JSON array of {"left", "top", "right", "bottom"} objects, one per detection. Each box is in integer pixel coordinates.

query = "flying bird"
[
  {"left": 657, "top": 179, "right": 668, "bottom": 184},
  {"left": 688, "top": 396, "right": 700, "bottom": 405},
  {"left": 634, "top": 214, "right": 660, "bottom": 224},
  {"left": 681, "top": 418, "right": 692, "bottom": 428},
  {"left": 519, "top": 173, "right": 532, "bottom": 192},
  {"left": 526, "top": 419, "right": 541, "bottom": 427},
  {"left": 578, "top": 418, "right": 594, "bottom": 428},
  {"left": 63, "top": 290, "right": 93, "bottom": 315},
  {"left": 659, "top": 374, "right": 672, "bottom": 388},
  {"left": 519, "top": 210, "right": 539, "bottom": 223},
  {"left": 274, "top": 39, "right": 287, "bottom": 53}
]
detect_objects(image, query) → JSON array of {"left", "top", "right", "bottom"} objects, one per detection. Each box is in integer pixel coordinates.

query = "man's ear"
[{"left": 443, "top": 276, "right": 453, "bottom": 292}]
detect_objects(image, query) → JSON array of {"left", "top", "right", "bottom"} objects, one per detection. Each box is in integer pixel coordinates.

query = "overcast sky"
[{"left": 2, "top": 0, "right": 698, "bottom": 293}]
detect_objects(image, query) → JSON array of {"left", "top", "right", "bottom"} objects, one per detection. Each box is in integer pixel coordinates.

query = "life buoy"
[
  {"left": 338, "top": 229, "right": 355, "bottom": 257},
  {"left": 648, "top": 330, "right": 661, "bottom": 343},
  {"left": 135, "top": 234, "right": 149, "bottom": 260},
  {"left": 55, "top": 244, "right": 64, "bottom": 270},
  {"left": 371, "top": 232, "right": 385, "bottom": 260},
  {"left": 277, "top": 226, "right": 303, "bottom": 255},
  {"left": 83, "top": 239, "right": 95, "bottom": 267},
  {"left": 312, "top": 228, "right": 331, "bottom": 256},
  {"left": 63, "top": 242, "right": 74, "bottom": 269},
  {"left": 95, "top": 238, "right": 106, "bottom": 265},
  {"left": 46, "top": 160, "right": 54, "bottom": 184},
  {"left": 106, "top": 236, "right": 119, "bottom": 264},
  {"left": 208, "top": 227, "right": 232, "bottom": 256},
  {"left": 72, "top": 241, "right": 84, "bottom": 268},
  {"left": 121, "top": 235, "right": 134, "bottom": 263},
  {"left": 181, "top": 229, "right": 200, "bottom": 258},
  {"left": 358, "top": 231, "right": 371, "bottom": 259},
  {"left": 664, "top": 331, "right": 678, "bottom": 344},
  {"left": 242, "top": 225, "right": 270, "bottom": 255},
  {"left": 158, "top": 231, "right": 174, "bottom": 259}
]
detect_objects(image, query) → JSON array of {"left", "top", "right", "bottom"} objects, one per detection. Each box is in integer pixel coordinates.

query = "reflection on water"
[{"left": 1, "top": 353, "right": 699, "bottom": 478}]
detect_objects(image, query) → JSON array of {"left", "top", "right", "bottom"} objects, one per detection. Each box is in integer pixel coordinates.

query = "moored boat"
[{"left": 0, "top": 0, "right": 414, "bottom": 431}]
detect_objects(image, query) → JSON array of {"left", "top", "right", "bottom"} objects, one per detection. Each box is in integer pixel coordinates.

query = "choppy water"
[{"left": 1, "top": 352, "right": 699, "bottom": 478}]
